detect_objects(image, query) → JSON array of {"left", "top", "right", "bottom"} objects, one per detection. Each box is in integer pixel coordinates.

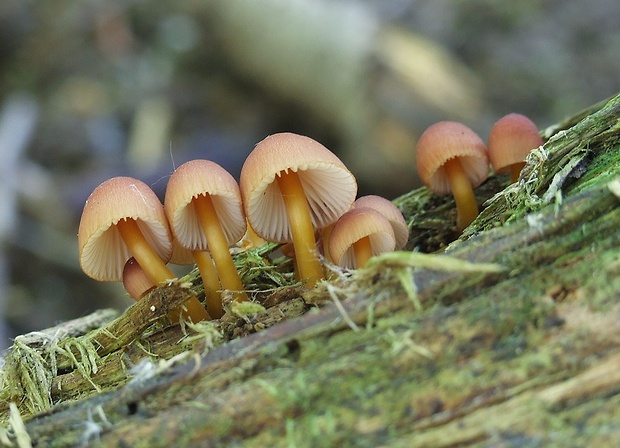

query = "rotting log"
[{"left": 2, "top": 94, "right": 620, "bottom": 446}]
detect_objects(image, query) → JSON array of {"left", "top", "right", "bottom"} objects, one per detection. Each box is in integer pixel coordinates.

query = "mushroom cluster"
[
  {"left": 77, "top": 132, "right": 408, "bottom": 322},
  {"left": 77, "top": 177, "right": 210, "bottom": 323},
  {"left": 415, "top": 113, "right": 541, "bottom": 231},
  {"left": 77, "top": 116, "right": 539, "bottom": 322}
]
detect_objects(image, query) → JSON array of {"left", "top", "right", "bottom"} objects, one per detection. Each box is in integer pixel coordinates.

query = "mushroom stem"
[
  {"left": 194, "top": 194, "right": 248, "bottom": 302},
  {"left": 509, "top": 162, "right": 526, "bottom": 183},
  {"left": 444, "top": 158, "right": 478, "bottom": 231},
  {"left": 353, "top": 236, "right": 373, "bottom": 268},
  {"left": 117, "top": 218, "right": 210, "bottom": 322},
  {"left": 192, "top": 250, "right": 223, "bottom": 318},
  {"left": 176, "top": 295, "right": 212, "bottom": 322},
  {"left": 276, "top": 170, "right": 324, "bottom": 285},
  {"left": 116, "top": 218, "right": 175, "bottom": 284}
]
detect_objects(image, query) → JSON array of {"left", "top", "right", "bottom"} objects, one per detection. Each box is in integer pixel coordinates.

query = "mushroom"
[
  {"left": 164, "top": 159, "right": 247, "bottom": 318},
  {"left": 121, "top": 256, "right": 211, "bottom": 321},
  {"left": 353, "top": 195, "right": 409, "bottom": 249},
  {"left": 78, "top": 176, "right": 209, "bottom": 322},
  {"left": 240, "top": 132, "right": 357, "bottom": 285},
  {"left": 122, "top": 257, "right": 156, "bottom": 301},
  {"left": 329, "top": 207, "right": 396, "bottom": 269},
  {"left": 415, "top": 121, "right": 489, "bottom": 231},
  {"left": 488, "top": 113, "right": 543, "bottom": 183}
]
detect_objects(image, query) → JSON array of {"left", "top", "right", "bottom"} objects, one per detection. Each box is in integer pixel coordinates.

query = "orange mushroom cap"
[
  {"left": 353, "top": 195, "right": 409, "bottom": 250},
  {"left": 488, "top": 113, "right": 542, "bottom": 175},
  {"left": 416, "top": 121, "right": 489, "bottom": 231},
  {"left": 168, "top": 236, "right": 196, "bottom": 266},
  {"left": 329, "top": 207, "right": 396, "bottom": 269},
  {"left": 164, "top": 159, "right": 246, "bottom": 250},
  {"left": 416, "top": 121, "right": 489, "bottom": 195},
  {"left": 165, "top": 159, "right": 248, "bottom": 315},
  {"left": 240, "top": 132, "right": 357, "bottom": 242},
  {"left": 122, "top": 257, "right": 156, "bottom": 301},
  {"left": 78, "top": 176, "right": 172, "bottom": 282}
]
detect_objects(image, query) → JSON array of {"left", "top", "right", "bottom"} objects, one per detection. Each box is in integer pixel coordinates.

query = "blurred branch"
[
  {"left": 0, "top": 93, "right": 39, "bottom": 348},
  {"left": 0, "top": 93, "right": 39, "bottom": 239},
  {"left": 203, "top": 0, "right": 484, "bottom": 192}
]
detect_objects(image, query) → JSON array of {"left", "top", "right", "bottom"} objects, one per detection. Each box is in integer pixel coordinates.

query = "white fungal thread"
[
  {"left": 326, "top": 283, "right": 360, "bottom": 332},
  {"left": 79, "top": 405, "right": 111, "bottom": 446},
  {"left": 526, "top": 213, "right": 545, "bottom": 235},
  {"left": 169, "top": 140, "right": 176, "bottom": 171},
  {"left": 126, "top": 358, "right": 158, "bottom": 385}
]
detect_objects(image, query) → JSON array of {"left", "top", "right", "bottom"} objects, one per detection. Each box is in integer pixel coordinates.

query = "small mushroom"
[
  {"left": 122, "top": 257, "right": 156, "bottom": 301},
  {"left": 165, "top": 159, "right": 247, "bottom": 318},
  {"left": 353, "top": 195, "right": 409, "bottom": 249},
  {"left": 415, "top": 121, "right": 489, "bottom": 231},
  {"left": 488, "top": 113, "right": 543, "bottom": 183},
  {"left": 78, "top": 176, "right": 209, "bottom": 322},
  {"left": 329, "top": 207, "right": 396, "bottom": 269},
  {"left": 122, "top": 256, "right": 211, "bottom": 321},
  {"left": 240, "top": 132, "right": 357, "bottom": 285}
]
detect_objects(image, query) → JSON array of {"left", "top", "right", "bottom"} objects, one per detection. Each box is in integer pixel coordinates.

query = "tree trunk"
[{"left": 2, "top": 94, "right": 620, "bottom": 447}]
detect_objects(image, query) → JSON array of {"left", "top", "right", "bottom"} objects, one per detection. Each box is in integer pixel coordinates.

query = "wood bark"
[{"left": 2, "top": 94, "right": 620, "bottom": 447}]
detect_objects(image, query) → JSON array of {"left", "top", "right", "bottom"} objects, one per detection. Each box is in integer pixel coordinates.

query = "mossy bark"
[{"left": 3, "top": 94, "right": 620, "bottom": 447}]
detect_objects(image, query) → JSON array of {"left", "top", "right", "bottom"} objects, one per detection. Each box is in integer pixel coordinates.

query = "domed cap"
[
  {"left": 488, "top": 113, "right": 542, "bottom": 174},
  {"left": 240, "top": 132, "right": 357, "bottom": 242},
  {"left": 354, "top": 195, "right": 409, "bottom": 249},
  {"left": 416, "top": 121, "right": 488, "bottom": 195},
  {"left": 168, "top": 236, "right": 196, "bottom": 265},
  {"left": 164, "top": 159, "right": 246, "bottom": 250},
  {"left": 78, "top": 176, "right": 172, "bottom": 281},
  {"left": 329, "top": 207, "right": 396, "bottom": 269},
  {"left": 122, "top": 257, "right": 155, "bottom": 301}
]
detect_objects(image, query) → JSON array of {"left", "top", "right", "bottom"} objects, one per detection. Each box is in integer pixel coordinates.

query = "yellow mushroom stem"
[
  {"left": 509, "top": 162, "right": 526, "bottom": 184},
  {"left": 353, "top": 236, "right": 373, "bottom": 268},
  {"left": 117, "top": 218, "right": 176, "bottom": 284},
  {"left": 116, "top": 218, "right": 210, "bottom": 322},
  {"left": 192, "top": 250, "right": 223, "bottom": 318},
  {"left": 171, "top": 291, "right": 212, "bottom": 323},
  {"left": 276, "top": 170, "right": 324, "bottom": 286},
  {"left": 443, "top": 158, "right": 478, "bottom": 232},
  {"left": 194, "top": 194, "right": 248, "bottom": 303}
]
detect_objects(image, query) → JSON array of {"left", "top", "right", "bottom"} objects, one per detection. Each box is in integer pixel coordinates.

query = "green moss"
[{"left": 5, "top": 94, "right": 620, "bottom": 446}]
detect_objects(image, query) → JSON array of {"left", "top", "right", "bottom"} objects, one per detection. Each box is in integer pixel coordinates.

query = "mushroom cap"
[
  {"left": 164, "top": 159, "right": 246, "bottom": 251},
  {"left": 488, "top": 113, "right": 542, "bottom": 174},
  {"left": 169, "top": 236, "right": 196, "bottom": 265},
  {"left": 354, "top": 195, "right": 409, "bottom": 249},
  {"left": 78, "top": 176, "right": 172, "bottom": 282},
  {"left": 416, "top": 121, "right": 489, "bottom": 195},
  {"left": 240, "top": 132, "right": 358, "bottom": 242},
  {"left": 122, "top": 257, "right": 155, "bottom": 300},
  {"left": 329, "top": 207, "right": 396, "bottom": 269}
]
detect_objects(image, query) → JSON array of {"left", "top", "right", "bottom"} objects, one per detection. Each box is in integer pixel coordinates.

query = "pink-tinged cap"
[{"left": 240, "top": 132, "right": 357, "bottom": 242}]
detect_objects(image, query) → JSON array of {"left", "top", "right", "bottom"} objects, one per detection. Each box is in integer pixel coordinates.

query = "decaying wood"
[{"left": 2, "top": 94, "right": 620, "bottom": 446}]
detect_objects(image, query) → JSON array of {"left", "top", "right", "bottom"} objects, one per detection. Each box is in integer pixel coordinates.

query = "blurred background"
[{"left": 1, "top": 0, "right": 619, "bottom": 350}]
